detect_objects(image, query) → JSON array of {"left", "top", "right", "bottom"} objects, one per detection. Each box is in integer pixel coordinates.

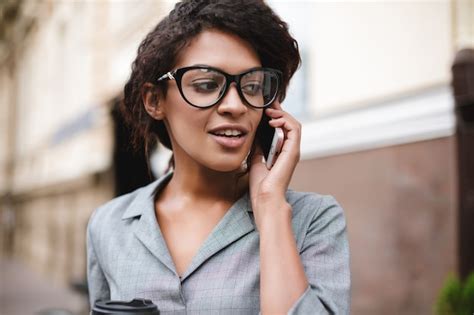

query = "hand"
[{"left": 248, "top": 101, "right": 301, "bottom": 227}]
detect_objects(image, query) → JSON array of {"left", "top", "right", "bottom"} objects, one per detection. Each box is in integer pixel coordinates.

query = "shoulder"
[
  {"left": 87, "top": 172, "right": 168, "bottom": 238},
  {"left": 286, "top": 189, "right": 343, "bottom": 220},
  {"left": 88, "top": 172, "right": 171, "bottom": 233},
  {"left": 88, "top": 187, "right": 140, "bottom": 228},
  {"left": 285, "top": 190, "right": 347, "bottom": 246},
  {"left": 87, "top": 186, "right": 144, "bottom": 242}
]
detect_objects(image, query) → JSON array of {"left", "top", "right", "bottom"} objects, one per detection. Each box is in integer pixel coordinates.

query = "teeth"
[{"left": 214, "top": 129, "right": 242, "bottom": 136}]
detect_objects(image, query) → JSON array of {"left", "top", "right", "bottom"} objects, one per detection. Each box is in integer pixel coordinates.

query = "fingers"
[
  {"left": 265, "top": 108, "right": 302, "bottom": 137},
  {"left": 249, "top": 102, "right": 301, "bottom": 194},
  {"left": 249, "top": 144, "right": 269, "bottom": 182},
  {"left": 265, "top": 108, "right": 285, "bottom": 118},
  {"left": 264, "top": 107, "right": 301, "bottom": 163},
  {"left": 268, "top": 117, "right": 285, "bottom": 127},
  {"left": 265, "top": 107, "right": 284, "bottom": 118},
  {"left": 271, "top": 100, "right": 283, "bottom": 111}
]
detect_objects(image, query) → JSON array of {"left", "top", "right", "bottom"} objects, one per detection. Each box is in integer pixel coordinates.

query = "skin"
[{"left": 143, "top": 29, "right": 308, "bottom": 314}]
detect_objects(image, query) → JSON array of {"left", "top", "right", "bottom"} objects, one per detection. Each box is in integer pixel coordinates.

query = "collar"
[{"left": 121, "top": 171, "right": 253, "bottom": 221}]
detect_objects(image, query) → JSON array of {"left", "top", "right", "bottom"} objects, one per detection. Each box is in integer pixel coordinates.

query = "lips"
[
  {"left": 209, "top": 133, "right": 247, "bottom": 149},
  {"left": 211, "top": 129, "right": 244, "bottom": 137},
  {"left": 208, "top": 124, "right": 249, "bottom": 135},
  {"left": 208, "top": 124, "right": 249, "bottom": 149}
]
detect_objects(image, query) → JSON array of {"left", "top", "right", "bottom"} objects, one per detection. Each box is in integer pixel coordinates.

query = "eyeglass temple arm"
[{"left": 157, "top": 72, "right": 175, "bottom": 82}]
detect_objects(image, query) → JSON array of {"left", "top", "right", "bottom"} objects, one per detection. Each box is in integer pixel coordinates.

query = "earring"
[{"left": 240, "top": 159, "right": 248, "bottom": 172}]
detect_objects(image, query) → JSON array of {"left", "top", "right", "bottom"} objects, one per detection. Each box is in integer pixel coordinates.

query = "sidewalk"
[{"left": 0, "top": 257, "right": 87, "bottom": 315}]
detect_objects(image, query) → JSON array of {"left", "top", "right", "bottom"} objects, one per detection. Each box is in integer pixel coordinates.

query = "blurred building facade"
[
  {"left": 0, "top": 0, "right": 171, "bottom": 286},
  {"left": 0, "top": 1, "right": 473, "bottom": 314}
]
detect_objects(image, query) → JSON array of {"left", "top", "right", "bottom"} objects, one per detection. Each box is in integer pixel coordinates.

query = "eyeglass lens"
[{"left": 181, "top": 68, "right": 279, "bottom": 108}]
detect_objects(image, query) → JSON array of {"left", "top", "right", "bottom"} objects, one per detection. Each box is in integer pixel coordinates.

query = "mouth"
[
  {"left": 208, "top": 128, "right": 248, "bottom": 149},
  {"left": 210, "top": 129, "right": 245, "bottom": 137}
]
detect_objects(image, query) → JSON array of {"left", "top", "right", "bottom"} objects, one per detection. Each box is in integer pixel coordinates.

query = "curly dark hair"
[{"left": 122, "top": 0, "right": 301, "bottom": 168}]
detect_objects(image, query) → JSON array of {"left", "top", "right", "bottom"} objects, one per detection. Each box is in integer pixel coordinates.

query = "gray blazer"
[{"left": 87, "top": 172, "right": 351, "bottom": 314}]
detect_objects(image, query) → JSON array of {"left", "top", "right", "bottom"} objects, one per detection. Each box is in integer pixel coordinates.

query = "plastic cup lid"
[{"left": 92, "top": 298, "right": 159, "bottom": 315}]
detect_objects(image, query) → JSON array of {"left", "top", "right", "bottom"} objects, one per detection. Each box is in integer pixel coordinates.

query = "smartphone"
[{"left": 256, "top": 113, "right": 284, "bottom": 169}]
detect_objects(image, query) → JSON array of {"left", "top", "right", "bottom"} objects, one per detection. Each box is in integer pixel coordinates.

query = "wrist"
[
  {"left": 254, "top": 201, "right": 292, "bottom": 232},
  {"left": 252, "top": 189, "right": 287, "bottom": 208}
]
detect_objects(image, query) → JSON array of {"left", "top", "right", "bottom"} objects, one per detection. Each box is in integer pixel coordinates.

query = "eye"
[
  {"left": 191, "top": 79, "right": 220, "bottom": 93},
  {"left": 241, "top": 82, "right": 263, "bottom": 95}
]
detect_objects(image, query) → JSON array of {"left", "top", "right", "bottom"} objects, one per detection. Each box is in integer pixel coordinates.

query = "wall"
[
  {"left": 11, "top": 173, "right": 114, "bottom": 283},
  {"left": 0, "top": 0, "right": 167, "bottom": 286},
  {"left": 291, "top": 136, "right": 458, "bottom": 315}
]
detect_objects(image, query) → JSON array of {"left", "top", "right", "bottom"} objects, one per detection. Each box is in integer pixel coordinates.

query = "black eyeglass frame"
[{"left": 157, "top": 66, "right": 282, "bottom": 109}]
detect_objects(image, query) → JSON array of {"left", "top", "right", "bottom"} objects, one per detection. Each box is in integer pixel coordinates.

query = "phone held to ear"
[
  {"left": 265, "top": 127, "right": 284, "bottom": 169},
  {"left": 256, "top": 113, "right": 284, "bottom": 169}
]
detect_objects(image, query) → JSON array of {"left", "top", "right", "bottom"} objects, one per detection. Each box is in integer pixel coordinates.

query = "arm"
[
  {"left": 257, "top": 195, "right": 350, "bottom": 315},
  {"left": 249, "top": 102, "right": 350, "bottom": 314},
  {"left": 288, "top": 195, "right": 351, "bottom": 314},
  {"left": 249, "top": 101, "right": 306, "bottom": 314},
  {"left": 86, "top": 211, "right": 111, "bottom": 307},
  {"left": 257, "top": 197, "right": 308, "bottom": 314}
]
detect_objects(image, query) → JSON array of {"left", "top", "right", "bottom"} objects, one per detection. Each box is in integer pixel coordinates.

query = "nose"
[{"left": 216, "top": 83, "right": 248, "bottom": 116}]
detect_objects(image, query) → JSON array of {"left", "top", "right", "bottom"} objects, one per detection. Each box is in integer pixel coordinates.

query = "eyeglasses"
[{"left": 157, "top": 66, "right": 282, "bottom": 109}]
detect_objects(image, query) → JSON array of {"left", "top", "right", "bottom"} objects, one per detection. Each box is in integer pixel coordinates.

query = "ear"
[{"left": 142, "top": 82, "right": 165, "bottom": 120}]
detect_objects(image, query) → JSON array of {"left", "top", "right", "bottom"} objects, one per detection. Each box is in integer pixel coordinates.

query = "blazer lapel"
[
  {"left": 181, "top": 192, "right": 255, "bottom": 281},
  {"left": 121, "top": 172, "right": 256, "bottom": 281},
  {"left": 122, "top": 173, "right": 178, "bottom": 276}
]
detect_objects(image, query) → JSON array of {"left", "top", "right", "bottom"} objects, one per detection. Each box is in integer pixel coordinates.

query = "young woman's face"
[{"left": 159, "top": 29, "right": 264, "bottom": 172}]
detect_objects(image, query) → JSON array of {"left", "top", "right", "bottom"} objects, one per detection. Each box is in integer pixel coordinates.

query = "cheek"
[
  {"left": 164, "top": 92, "right": 202, "bottom": 127},
  {"left": 251, "top": 110, "right": 264, "bottom": 137},
  {"left": 164, "top": 102, "right": 207, "bottom": 145}
]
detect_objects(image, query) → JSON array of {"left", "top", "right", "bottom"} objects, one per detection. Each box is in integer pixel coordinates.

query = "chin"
[{"left": 206, "top": 157, "right": 246, "bottom": 173}]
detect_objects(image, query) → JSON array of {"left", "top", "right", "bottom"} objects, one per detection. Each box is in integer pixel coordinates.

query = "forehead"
[{"left": 174, "top": 29, "right": 261, "bottom": 73}]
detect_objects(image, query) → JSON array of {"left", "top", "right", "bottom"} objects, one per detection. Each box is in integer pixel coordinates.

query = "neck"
[{"left": 162, "top": 159, "right": 248, "bottom": 205}]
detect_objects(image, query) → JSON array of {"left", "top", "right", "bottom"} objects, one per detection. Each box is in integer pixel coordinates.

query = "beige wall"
[
  {"left": 5, "top": 1, "right": 169, "bottom": 195},
  {"left": 454, "top": 0, "right": 474, "bottom": 49},
  {"left": 0, "top": 64, "right": 14, "bottom": 193},
  {"left": 269, "top": 1, "right": 454, "bottom": 117},
  {"left": 0, "top": 0, "right": 167, "bottom": 284}
]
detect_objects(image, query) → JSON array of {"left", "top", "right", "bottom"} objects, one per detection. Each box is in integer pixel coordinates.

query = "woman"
[{"left": 87, "top": 1, "right": 350, "bottom": 314}]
